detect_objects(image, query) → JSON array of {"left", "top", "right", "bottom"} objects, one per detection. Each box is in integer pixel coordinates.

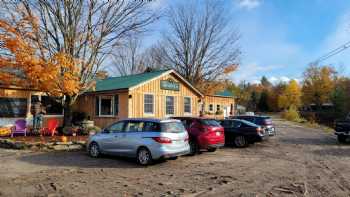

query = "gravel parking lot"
[{"left": 0, "top": 118, "right": 349, "bottom": 197}]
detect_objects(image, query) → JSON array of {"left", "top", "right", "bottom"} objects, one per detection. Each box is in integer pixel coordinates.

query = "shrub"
[
  {"left": 71, "top": 111, "right": 87, "bottom": 125},
  {"left": 281, "top": 107, "right": 302, "bottom": 122},
  {"left": 62, "top": 126, "right": 80, "bottom": 136},
  {"left": 216, "top": 110, "right": 223, "bottom": 115},
  {"left": 80, "top": 126, "right": 101, "bottom": 135},
  {"left": 205, "top": 111, "right": 214, "bottom": 115}
]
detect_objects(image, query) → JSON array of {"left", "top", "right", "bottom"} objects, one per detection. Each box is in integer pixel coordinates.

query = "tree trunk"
[{"left": 63, "top": 95, "right": 73, "bottom": 127}]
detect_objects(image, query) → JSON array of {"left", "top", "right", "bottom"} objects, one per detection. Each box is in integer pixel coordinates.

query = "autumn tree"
[
  {"left": 260, "top": 76, "right": 272, "bottom": 89},
  {"left": 278, "top": 80, "right": 301, "bottom": 110},
  {"left": 0, "top": 0, "right": 157, "bottom": 126},
  {"left": 147, "top": 0, "right": 240, "bottom": 94},
  {"left": 268, "top": 82, "right": 286, "bottom": 111},
  {"left": 302, "top": 65, "right": 336, "bottom": 109},
  {"left": 331, "top": 77, "right": 350, "bottom": 118}
]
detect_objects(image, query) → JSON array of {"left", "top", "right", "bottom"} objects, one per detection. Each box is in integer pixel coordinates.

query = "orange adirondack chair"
[{"left": 41, "top": 119, "right": 59, "bottom": 136}]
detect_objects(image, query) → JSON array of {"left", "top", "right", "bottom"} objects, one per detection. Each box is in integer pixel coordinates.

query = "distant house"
[{"left": 203, "top": 90, "right": 235, "bottom": 119}]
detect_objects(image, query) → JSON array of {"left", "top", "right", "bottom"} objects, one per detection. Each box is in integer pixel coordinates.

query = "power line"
[{"left": 310, "top": 40, "right": 350, "bottom": 65}]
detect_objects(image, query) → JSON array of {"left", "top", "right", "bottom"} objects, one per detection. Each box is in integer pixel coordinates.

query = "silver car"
[{"left": 87, "top": 118, "right": 190, "bottom": 165}]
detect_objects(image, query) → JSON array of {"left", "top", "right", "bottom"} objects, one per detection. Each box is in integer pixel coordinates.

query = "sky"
[{"left": 145, "top": 0, "right": 350, "bottom": 84}]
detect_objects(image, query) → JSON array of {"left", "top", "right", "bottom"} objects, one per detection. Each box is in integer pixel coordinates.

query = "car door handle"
[{"left": 114, "top": 136, "right": 118, "bottom": 138}]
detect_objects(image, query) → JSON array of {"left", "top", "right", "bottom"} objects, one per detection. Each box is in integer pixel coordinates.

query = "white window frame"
[
  {"left": 98, "top": 95, "right": 115, "bottom": 117},
  {"left": 184, "top": 96, "right": 192, "bottom": 115},
  {"left": 144, "top": 93, "right": 155, "bottom": 116},
  {"left": 165, "top": 96, "right": 175, "bottom": 116}
]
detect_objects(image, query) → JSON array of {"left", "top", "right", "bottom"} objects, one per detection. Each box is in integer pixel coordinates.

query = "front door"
[
  {"left": 224, "top": 106, "right": 231, "bottom": 118},
  {"left": 103, "top": 121, "right": 125, "bottom": 154},
  {"left": 118, "top": 120, "right": 143, "bottom": 157}
]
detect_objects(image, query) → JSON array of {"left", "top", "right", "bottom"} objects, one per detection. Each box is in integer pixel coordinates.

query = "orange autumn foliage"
[{"left": 0, "top": 18, "right": 80, "bottom": 97}]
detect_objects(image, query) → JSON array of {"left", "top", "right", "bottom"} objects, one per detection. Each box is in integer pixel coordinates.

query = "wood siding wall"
[
  {"left": 129, "top": 73, "right": 201, "bottom": 118},
  {"left": 203, "top": 95, "right": 235, "bottom": 119},
  {"left": 74, "top": 91, "right": 129, "bottom": 128},
  {"left": 0, "top": 88, "right": 31, "bottom": 98}
]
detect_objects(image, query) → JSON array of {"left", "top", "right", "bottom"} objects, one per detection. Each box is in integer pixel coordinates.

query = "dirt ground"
[{"left": 0, "top": 119, "right": 349, "bottom": 197}]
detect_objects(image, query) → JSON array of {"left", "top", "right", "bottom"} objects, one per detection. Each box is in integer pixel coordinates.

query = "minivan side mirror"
[{"left": 102, "top": 128, "right": 110, "bottom": 133}]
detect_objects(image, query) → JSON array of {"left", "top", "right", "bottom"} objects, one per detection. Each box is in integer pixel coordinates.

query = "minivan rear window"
[
  {"left": 199, "top": 119, "right": 221, "bottom": 127},
  {"left": 161, "top": 122, "right": 185, "bottom": 133}
]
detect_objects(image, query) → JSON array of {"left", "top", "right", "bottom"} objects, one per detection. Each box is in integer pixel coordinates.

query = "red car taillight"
[
  {"left": 256, "top": 127, "right": 262, "bottom": 134},
  {"left": 152, "top": 137, "right": 172, "bottom": 144}
]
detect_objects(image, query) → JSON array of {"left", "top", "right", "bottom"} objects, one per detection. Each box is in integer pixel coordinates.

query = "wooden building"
[
  {"left": 75, "top": 69, "right": 204, "bottom": 128},
  {"left": 1, "top": 69, "right": 235, "bottom": 129},
  {"left": 203, "top": 90, "right": 235, "bottom": 119},
  {"left": 0, "top": 86, "right": 64, "bottom": 127}
]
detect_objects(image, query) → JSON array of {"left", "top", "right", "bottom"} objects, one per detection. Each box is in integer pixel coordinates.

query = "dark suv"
[
  {"left": 172, "top": 117, "right": 225, "bottom": 155},
  {"left": 231, "top": 115, "right": 276, "bottom": 136}
]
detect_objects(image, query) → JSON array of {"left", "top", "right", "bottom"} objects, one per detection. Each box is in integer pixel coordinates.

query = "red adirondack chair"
[
  {"left": 41, "top": 119, "right": 59, "bottom": 136},
  {"left": 11, "top": 119, "right": 27, "bottom": 137}
]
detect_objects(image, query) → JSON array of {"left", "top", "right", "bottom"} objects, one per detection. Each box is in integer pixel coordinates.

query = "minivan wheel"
[
  {"left": 234, "top": 136, "right": 248, "bottom": 148},
  {"left": 89, "top": 142, "right": 100, "bottom": 158},
  {"left": 137, "top": 147, "right": 153, "bottom": 165},
  {"left": 189, "top": 140, "right": 198, "bottom": 156},
  {"left": 337, "top": 135, "right": 348, "bottom": 143}
]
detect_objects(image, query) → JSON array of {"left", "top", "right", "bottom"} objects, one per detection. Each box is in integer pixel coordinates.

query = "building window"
[
  {"left": 31, "top": 95, "right": 63, "bottom": 116},
  {"left": 184, "top": 97, "right": 191, "bottom": 114},
  {"left": 166, "top": 96, "right": 175, "bottom": 115},
  {"left": 217, "top": 105, "right": 221, "bottom": 111},
  {"left": 209, "top": 104, "right": 213, "bottom": 111},
  {"left": 41, "top": 96, "right": 63, "bottom": 115},
  {"left": 0, "top": 98, "right": 27, "bottom": 117},
  {"left": 100, "top": 96, "right": 114, "bottom": 116},
  {"left": 144, "top": 94, "right": 154, "bottom": 114},
  {"left": 95, "top": 95, "right": 118, "bottom": 116}
]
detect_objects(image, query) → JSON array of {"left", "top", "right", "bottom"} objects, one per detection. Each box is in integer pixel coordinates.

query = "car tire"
[
  {"left": 137, "top": 147, "right": 153, "bottom": 166},
  {"left": 234, "top": 136, "right": 248, "bottom": 148},
  {"left": 208, "top": 148, "right": 217, "bottom": 152},
  {"left": 337, "top": 135, "right": 348, "bottom": 143},
  {"left": 89, "top": 142, "right": 100, "bottom": 158},
  {"left": 189, "top": 140, "right": 198, "bottom": 156}
]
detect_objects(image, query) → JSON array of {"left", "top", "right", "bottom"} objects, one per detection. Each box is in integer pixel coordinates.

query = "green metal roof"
[
  {"left": 94, "top": 69, "right": 170, "bottom": 92},
  {"left": 214, "top": 90, "right": 234, "bottom": 97}
]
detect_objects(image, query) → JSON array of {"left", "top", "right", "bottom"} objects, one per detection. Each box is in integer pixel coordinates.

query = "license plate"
[{"left": 216, "top": 132, "right": 221, "bottom": 136}]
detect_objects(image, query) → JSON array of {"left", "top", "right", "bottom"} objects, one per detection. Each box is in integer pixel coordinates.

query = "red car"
[{"left": 172, "top": 117, "right": 225, "bottom": 155}]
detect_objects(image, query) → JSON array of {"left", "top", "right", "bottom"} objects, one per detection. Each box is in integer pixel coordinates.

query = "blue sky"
[{"left": 146, "top": 0, "right": 350, "bottom": 84}]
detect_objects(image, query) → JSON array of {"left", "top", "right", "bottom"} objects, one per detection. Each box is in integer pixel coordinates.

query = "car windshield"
[
  {"left": 161, "top": 122, "right": 185, "bottom": 133},
  {"left": 199, "top": 119, "right": 221, "bottom": 126}
]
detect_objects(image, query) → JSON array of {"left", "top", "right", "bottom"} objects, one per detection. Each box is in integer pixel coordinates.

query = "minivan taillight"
[{"left": 152, "top": 137, "right": 172, "bottom": 144}]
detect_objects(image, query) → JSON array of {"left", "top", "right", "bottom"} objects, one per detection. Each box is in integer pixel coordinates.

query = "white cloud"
[
  {"left": 236, "top": 0, "right": 262, "bottom": 10},
  {"left": 231, "top": 63, "right": 282, "bottom": 83}
]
